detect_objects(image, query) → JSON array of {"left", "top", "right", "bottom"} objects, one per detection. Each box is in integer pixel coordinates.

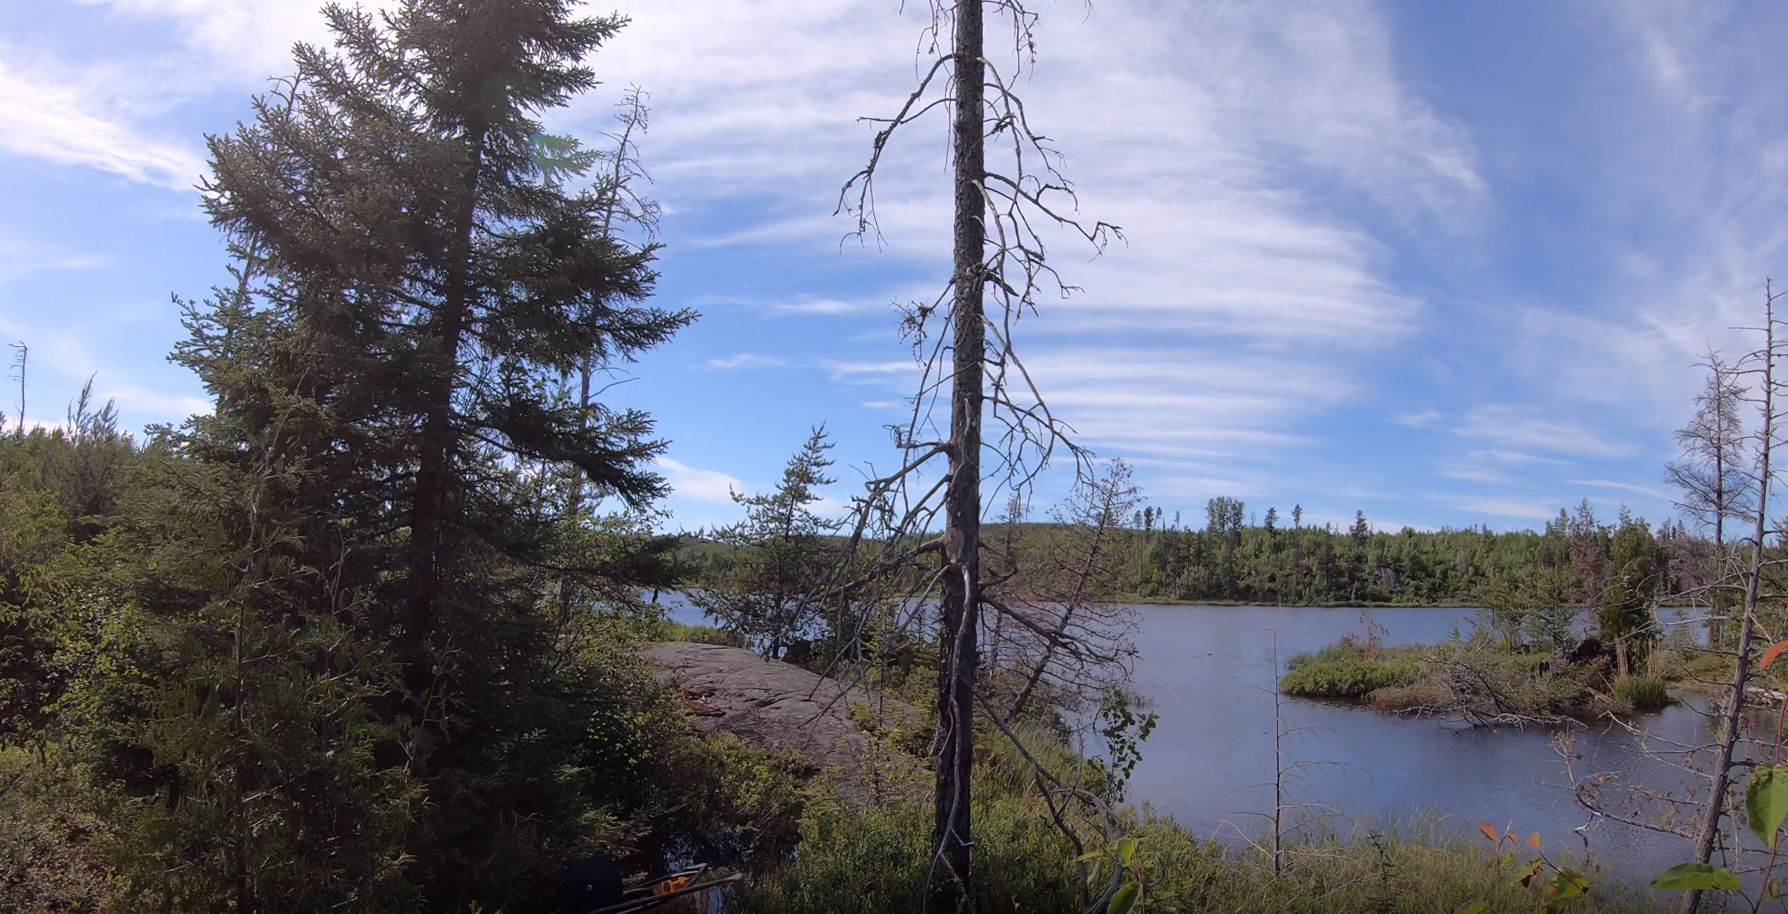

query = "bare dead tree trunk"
[
  {"left": 7, "top": 341, "right": 25, "bottom": 439},
  {"left": 933, "top": 2, "right": 985, "bottom": 906},
  {"left": 829, "top": 3, "right": 1118, "bottom": 906},
  {"left": 1684, "top": 281, "right": 1781, "bottom": 914},
  {"left": 1008, "top": 509, "right": 1109, "bottom": 722}
]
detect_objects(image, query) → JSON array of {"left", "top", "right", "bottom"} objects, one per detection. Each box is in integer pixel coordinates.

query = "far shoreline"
[{"left": 1111, "top": 596, "right": 1479, "bottom": 609}]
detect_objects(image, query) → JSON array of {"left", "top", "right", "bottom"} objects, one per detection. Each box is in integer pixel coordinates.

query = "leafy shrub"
[
  {"left": 652, "top": 618, "right": 746, "bottom": 647},
  {"left": 0, "top": 749, "right": 127, "bottom": 913},
  {"left": 1611, "top": 675, "right": 1669, "bottom": 712},
  {"left": 733, "top": 793, "right": 1654, "bottom": 914},
  {"left": 1281, "top": 644, "right": 1424, "bottom": 699},
  {"left": 651, "top": 732, "right": 810, "bottom": 873}
]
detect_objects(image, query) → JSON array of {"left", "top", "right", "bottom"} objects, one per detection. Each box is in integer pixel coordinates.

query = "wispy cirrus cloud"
[
  {"left": 1442, "top": 495, "right": 1562, "bottom": 521},
  {"left": 708, "top": 353, "right": 788, "bottom": 370},
  {"left": 0, "top": 58, "right": 203, "bottom": 189},
  {"left": 1455, "top": 406, "right": 1632, "bottom": 460},
  {"left": 1393, "top": 410, "right": 1443, "bottom": 429}
]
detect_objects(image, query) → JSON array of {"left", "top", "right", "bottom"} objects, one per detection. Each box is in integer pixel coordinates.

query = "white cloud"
[
  {"left": 1392, "top": 410, "right": 1442, "bottom": 428},
  {"left": 1443, "top": 496, "right": 1562, "bottom": 521},
  {"left": 654, "top": 457, "right": 743, "bottom": 505},
  {"left": 1455, "top": 406, "right": 1632, "bottom": 460},
  {"left": 1569, "top": 478, "right": 1669, "bottom": 499},
  {"left": 819, "top": 359, "right": 919, "bottom": 381},
  {"left": 708, "top": 353, "right": 787, "bottom": 370},
  {"left": 573, "top": 0, "right": 1483, "bottom": 495},
  {"left": 768, "top": 298, "right": 874, "bottom": 316},
  {"left": 0, "top": 58, "right": 204, "bottom": 188},
  {"left": 73, "top": 0, "right": 399, "bottom": 84}
]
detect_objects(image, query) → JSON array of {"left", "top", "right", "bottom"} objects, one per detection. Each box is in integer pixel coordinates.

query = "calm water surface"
[
  {"left": 1124, "top": 604, "right": 1710, "bottom": 891},
  {"left": 660, "top": 594, "right": 1718, "bottom": 892}
]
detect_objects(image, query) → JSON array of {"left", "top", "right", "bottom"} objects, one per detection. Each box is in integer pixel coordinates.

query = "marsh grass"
[
  {"left": 1280, "top": 642, "right": 1426, "bottom": 699},
  {"left": 731, "top": 710, "right": 1653, "bottom": 914},
  {"left": 650, "top": 618, "right": 745, "bottom": 647},
  {"left": 1611, "top": 675, "right": 1670, "bottom": 712},
  {"left": 732, "top": 794, "right": 1653, "bottom": 914}
]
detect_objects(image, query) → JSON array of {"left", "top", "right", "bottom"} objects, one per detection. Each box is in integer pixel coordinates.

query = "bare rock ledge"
[{"left": 644, "top": 641, "right": 922, "bottom": 801}]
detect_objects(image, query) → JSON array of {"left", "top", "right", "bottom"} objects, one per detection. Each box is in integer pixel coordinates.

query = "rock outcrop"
[{"left": 644, "top": 641, "right": 923, "bottom": 800}]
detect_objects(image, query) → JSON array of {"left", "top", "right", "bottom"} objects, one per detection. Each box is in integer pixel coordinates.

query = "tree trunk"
[
  {"left": 1709, "top": 450, "right": 1725, "bottom": 648},
  {"left": 410, "top": 140, "right": 483, "bottom": 644},
  {"left": 1684, "top": 289, "right": 1776, "bottom": 914},
  {"left": 932, "top": 2, "right": 984, "bottom": 909}
]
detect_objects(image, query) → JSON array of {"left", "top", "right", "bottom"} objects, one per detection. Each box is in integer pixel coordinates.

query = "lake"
[
  {"left": 658, "top": 594, "right": 1723, "bottom": 893},
  {"left": 1123, "top": 604, "right": 1712, "bottom": 893}
]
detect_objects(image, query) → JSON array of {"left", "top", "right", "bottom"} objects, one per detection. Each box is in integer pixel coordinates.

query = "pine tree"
[
  {"left": 84, "top": 2, "right": 694, "bottom": 910},
  {"left": 693, "top": 428, "right": 839, "bottom": 660}
]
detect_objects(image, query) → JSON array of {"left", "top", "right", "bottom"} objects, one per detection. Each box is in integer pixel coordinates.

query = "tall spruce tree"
[{"left": 93, "top": 3, "right": 693, "bottom": 911}]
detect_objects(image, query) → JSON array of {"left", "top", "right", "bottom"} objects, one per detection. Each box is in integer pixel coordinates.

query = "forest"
[
  {"left": 2, "top": 1, "right": 1781, "bottom": 914},
  {"left": 951, "top": 496, "right": 1693, "bottom": 609}
]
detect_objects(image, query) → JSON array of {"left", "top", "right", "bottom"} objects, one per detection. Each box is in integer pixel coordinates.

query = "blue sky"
[{"left": 2, "top": 0, "right": 1784, "bottom": 534}]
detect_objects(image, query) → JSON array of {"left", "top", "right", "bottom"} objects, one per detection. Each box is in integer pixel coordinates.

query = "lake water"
[
  {"left": 1123, "top": 604, "right": 1714, "bottom": 894},
  {"left": 658, "top": 594, "right": 1727, "bottom": 894}
]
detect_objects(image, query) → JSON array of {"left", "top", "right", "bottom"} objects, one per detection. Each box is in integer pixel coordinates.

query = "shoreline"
[{"left": 1110, "top": 596, "right": 1478, "bottom": 609}]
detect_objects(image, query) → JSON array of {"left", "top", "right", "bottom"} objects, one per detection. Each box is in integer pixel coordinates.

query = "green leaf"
[
  {"left": 1650, "top": 863, "right": 1742, "bottom": 891},
  {"left": 1518, "top": 858, "right": 1545, "bottom": 888},
  {"left": 1118, "top": 837, "right": 1138, "bottom": 868},
  {"left": 1075, "top": 851, "right": 1102, "bottom": 864},
  {"left": 1751, "top": 765, "right": 1788, "bottom": 848},
  {"left": 1108, "top": 882, "right": 1141, "bottom": 914},
  {"left": 1548, "top": 869, "right": 1587, "bottom": 900},
  {"left": 1455, "top": 902, "right": 1488, "bottom": 914}
]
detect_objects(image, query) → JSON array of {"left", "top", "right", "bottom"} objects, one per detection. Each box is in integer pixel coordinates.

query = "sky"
[{"left": 2, "top": 0, "right": 1786, "bottom": 534}]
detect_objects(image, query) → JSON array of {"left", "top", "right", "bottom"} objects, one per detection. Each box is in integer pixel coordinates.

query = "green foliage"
[
  {"left": 689, "top": 428, "right": 839, "bottom": 659},
  {"left": 736, "top": 796, "right": 1650, "bottom": 914},
  {"left": 1598, "top": 512, "right": 1664, "bottom": 671},
  {"left": 1281, "top": 643, "right": 1425, "bottom": 699},
  {"left": 1094, "top": 690, "right": 1158, "bottom": 803},
  {"left": 649, "top": 731, "right": 810, "bottom": 873},
  {"left": 1749, "top": 764, "right": 1788, "bottom": 848},
  {"left": 1012, "top": 491, "right": 1702, "bottom": 615},
  {"left": 651, "top": 618, "right": 746, "bottom": 647},
  {"left": 0, "top": 748, "right": 127, "bottom": 913},
  {"left": 1608, "top": 676, "right": 1668, "bottom": 712},
  {"left": 0, "top": 2, "right": 706, "bottom": 911},
  {"left": 0, "top": 391, "right": 137, "bottom": 743},
  {"left": 1650, "top": 862, "right": 1740, "bottom": 891}
]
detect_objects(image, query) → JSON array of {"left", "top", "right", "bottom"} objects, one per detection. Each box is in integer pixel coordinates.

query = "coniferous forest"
[
  {"left": 3, "top": 2, "right": 1782, "bottom": 914},
  {"left": 1057, "top": 497, "right": 1688, "bottom": 608}
]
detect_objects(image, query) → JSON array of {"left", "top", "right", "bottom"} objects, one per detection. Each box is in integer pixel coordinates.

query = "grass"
[
  {"left": 1281, "top": 633, "right": 1693, "bottom": 722},
  {"left": 727, "top": 691, "right": 1658, "bottom": 914},
  {"left": 1280, "top": 642, "right": 1426, "bottom": 699},
  {"left": 1611, "top": 675, "right": 1670, "bottom": 712},
  {"left": 649, "top": 617, "right": 745, "bottom": 647},
  {"left": 732, "top": 752, "right": 1653, "bottom": 914}
]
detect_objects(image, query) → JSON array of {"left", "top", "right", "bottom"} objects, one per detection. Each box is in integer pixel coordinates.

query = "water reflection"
[
  {"left": 1124, "top": 605, "right": 1722, "bottom": 891},
  {"left": 659, "top": 593, "right": 1741, "bottom": 892}
]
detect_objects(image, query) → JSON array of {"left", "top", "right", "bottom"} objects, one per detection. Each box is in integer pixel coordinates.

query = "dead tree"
[
  {"left": 1681, "top": 282, "right": 1785, "bottom": 914},
  {"left": 7, "top": 341, "right": 24, "bottom": 438},
  {"left": 1573, "top": 283, "right": 1788, "bottom": 914},
  {"left": 1000, "top": 459, "right": 1141, "bottom": 723},
  {"left": 827, "top": 1, "right": 1119, "bottom": 908},
  {"left": 1666, "top": 350, "right": 1753, "bottom": 645}
]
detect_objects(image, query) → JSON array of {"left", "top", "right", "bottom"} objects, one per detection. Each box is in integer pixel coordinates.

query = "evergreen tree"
[
  {"left": 76, "top": 2, "right": 694, "bottom": 910},
  {"left": 693, "top": 428, "right": 839, "bottom": 660}
]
